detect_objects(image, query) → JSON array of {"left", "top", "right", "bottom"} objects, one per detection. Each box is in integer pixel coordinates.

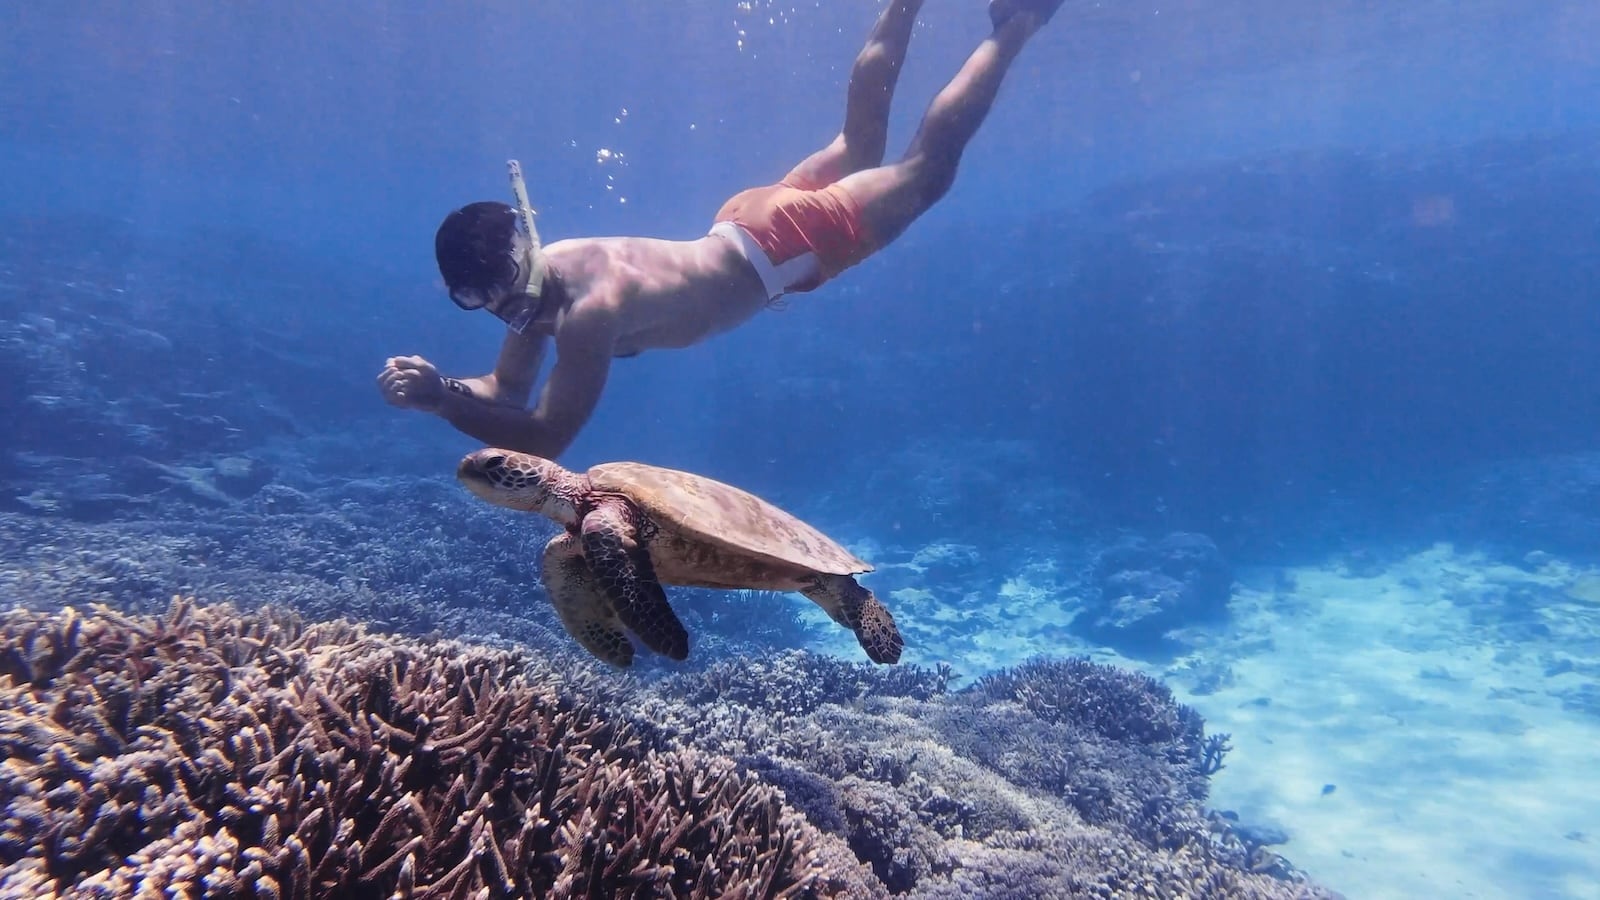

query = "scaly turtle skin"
[{"left": 457, "top": 448, "right": 904, "bottom": 668}]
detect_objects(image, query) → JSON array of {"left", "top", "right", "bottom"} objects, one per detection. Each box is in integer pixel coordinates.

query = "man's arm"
[
  {"left": 380, "top": 344, "right": 536, "bottom": 419},
  {"left": 436, "top": 329, "right": 547, "bottom": 409},
  {"left": 435, "top": 308, "right": 617, "bottom": 458}
]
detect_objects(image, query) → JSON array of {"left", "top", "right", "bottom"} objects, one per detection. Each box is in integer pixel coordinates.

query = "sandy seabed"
[{"left": 807, "top": 541, "right": 1600, "bottom": 900}]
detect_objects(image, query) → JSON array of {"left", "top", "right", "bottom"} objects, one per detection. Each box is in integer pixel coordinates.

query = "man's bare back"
[
  {"left": 379, "top": 0, "right": 1063, "bottom": 459},
  {"left": 543, "top": 235, "right": 769, "bottom": 357}
]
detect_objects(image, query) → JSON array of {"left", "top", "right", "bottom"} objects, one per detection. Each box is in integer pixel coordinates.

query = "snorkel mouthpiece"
[
  {"left": 508, "top": 159, "right": 545, "bottom": 302},
  {"left": 500, "top": 301, "right": 537, "bottom": 335}
]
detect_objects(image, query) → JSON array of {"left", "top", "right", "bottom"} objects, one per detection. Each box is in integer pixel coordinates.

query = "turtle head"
[{"left": 457, "top": 448, "right": 581, "bottom": 525}]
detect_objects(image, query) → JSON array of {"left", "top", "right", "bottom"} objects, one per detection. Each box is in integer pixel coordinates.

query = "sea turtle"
[{"left": 456, "top": 448, "right": 904, "bottom": 668}]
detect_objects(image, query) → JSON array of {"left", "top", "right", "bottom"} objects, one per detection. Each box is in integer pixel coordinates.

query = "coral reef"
[
  {"left": 624, "top": 651, "right": 1335, "bottom": 898},
  {"left": 0, "top": 597, "right": 1338, "bottom": 898},
  {"left": 0, "top": 599, "right": 872, "bottom": 898}
]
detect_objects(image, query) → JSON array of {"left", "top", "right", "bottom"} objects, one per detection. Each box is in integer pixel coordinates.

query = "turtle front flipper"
[
  {"left": 580, "top": 499, "right": 690, "bottom": 660},
  {"left": 542, "top": 532, "right": 634, "bottom": 667},
  {"left": 801, "top": 574, "right": 904, "bottom": 664}
]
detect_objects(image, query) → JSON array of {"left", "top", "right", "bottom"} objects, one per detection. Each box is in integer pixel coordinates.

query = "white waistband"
[{"left": 710, "top": 220, "right": 820, "bottom": 301}]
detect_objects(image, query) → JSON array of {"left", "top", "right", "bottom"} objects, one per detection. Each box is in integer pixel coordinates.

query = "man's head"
[{"left": 435, "top": 201, "right": 544, "bottom": 333}]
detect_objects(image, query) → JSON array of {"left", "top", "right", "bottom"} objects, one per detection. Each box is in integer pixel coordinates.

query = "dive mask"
[{"left": 448, "top": 160, "right": 548, "bottom": 335}]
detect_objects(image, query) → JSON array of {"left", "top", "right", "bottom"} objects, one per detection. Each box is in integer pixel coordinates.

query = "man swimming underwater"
[{"left": 379, "top": 0, "right": 1066, "bottom": 457}]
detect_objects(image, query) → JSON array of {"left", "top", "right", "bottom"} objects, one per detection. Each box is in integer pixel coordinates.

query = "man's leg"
[
  {"left": 783, "top": 0, "right": 925, "bottom": 188},
  {"left": 836, "top": 5, "right": 1058, "bottom": 247}
]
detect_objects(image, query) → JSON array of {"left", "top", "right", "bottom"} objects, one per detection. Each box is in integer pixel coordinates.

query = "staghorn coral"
[
  {"left": 972, "top": 656, "right": 1207, "bottom": 750},
  {"left": 622, "top": 650, "right": 1337, "bottom": 899},
  {"left": 0, "top": 598, "right": 877, "bottom": 898},
  {"left": 663, "top": 649, "right": 953, "bottom": 719}
]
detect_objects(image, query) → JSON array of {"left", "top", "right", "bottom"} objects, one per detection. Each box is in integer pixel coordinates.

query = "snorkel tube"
[
  {"left": 485, "top": 160, "right": 549, "bottom": 334},
  {"left": 509, "top": 159, "right": 546, "bottom": 303}
]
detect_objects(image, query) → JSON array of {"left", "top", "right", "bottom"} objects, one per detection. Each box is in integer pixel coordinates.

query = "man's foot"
[{"left": 988, "top": 0, "right": 1065, "bottom": 30}]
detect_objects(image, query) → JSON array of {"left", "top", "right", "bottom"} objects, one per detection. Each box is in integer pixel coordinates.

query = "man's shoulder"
[{"left": 555, "top": 233, "right": 720, "bottom": 310}]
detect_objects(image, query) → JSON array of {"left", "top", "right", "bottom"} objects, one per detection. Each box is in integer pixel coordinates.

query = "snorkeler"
[{"left": 379, "top": 0, "right": 1066, "bottom": 458}]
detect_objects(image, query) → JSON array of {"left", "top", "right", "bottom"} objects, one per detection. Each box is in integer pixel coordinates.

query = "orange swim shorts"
[{"left": 710, "top": 174, "right": 877, "bottom": 299}]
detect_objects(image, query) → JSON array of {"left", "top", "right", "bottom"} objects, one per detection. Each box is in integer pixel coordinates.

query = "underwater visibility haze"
[{"left": 3, "top": 1, "right": 1599, "bottom": 897}]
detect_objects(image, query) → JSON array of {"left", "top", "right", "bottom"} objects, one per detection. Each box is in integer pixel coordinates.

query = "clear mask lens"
[
  {"left": 450, "top": 242, "right": 525, "bottom": 314},
  {"left": 449, "top": 285, "right": 491, "bottom": 310}
]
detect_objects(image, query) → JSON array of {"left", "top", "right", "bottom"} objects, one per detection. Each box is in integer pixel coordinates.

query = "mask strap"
[{"left": 508, "top": 159, "right": 546, "bottom": 300}]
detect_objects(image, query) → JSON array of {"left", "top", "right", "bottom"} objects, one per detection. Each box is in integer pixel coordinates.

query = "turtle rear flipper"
[
  {"left": 802, "top": 574, "right": 904, "bottom": 665},
  {"left": 581, "top": 499, "right": 690, "bottom": 660},
  {"left": 543, "top": 533, "right": 634, "bottom": 667}
]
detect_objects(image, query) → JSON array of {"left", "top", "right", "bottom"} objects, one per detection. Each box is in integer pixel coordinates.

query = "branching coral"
[
  {"left": 973, "top": 656, "right": 1208, "bottom": 752},
  {"left": 0, "top": 598, "right": 873, "bottom": 898},
  {"left": 664, "top": 649, "right": 953, "bottom": 719},
  {"left": 622, "top": 649, "right": 1333, "bottom": 899}
]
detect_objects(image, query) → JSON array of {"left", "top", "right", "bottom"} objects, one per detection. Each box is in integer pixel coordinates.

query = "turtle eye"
[{"left": 481, "top": 453, "right": 507, "bottom": 472}]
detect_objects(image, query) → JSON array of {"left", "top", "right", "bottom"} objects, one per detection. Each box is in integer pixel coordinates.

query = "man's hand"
[{"left": 378, "top": 355, "right": 446, "bottom": 413}]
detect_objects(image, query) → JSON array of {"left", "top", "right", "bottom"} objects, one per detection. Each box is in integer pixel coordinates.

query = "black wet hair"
[{"left": 435, "top": 201, "right": 519, "bottom": 293}]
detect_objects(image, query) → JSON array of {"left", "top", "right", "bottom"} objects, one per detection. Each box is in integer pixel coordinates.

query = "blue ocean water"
[{"left": 4, "top": 1, "right": 1600, "bottom": 897}]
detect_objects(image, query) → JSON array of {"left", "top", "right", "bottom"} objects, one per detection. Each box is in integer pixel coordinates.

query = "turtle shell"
[{"left": 586, "top": 462, "right": 870, "bottom": 576}]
